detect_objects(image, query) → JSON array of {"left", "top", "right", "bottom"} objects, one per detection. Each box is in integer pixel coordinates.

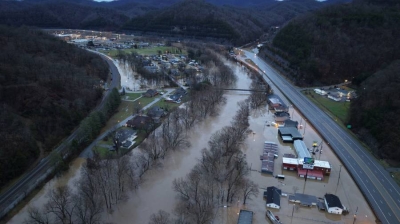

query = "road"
[
  {"left": 0, "top": 50, "right": 120, "bottom": 219},
  {"left": 238, "top": 49, "right": 400, "bottom": 224}
]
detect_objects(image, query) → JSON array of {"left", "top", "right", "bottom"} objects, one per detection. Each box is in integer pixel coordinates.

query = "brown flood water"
[{"left": 9, "top": 61, "right": 375, "bottom": 224}]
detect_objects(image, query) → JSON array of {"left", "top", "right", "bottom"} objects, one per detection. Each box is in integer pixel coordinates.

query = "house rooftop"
[
  {"left": 294, "top": 193, "right": 318, "bottom": 206},
  {"left": 265, "top": 186, "right": 281, "bottom": 206},
  {"left": 325, "top": 194, "right": 343, "bottom": 209},
  {"left": 284, "top": 119, "right": 298, "bottom": 128}
]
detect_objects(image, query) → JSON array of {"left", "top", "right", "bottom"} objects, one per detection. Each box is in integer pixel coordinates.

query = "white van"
[{"left": 276, "top": 175, "right": 285, "bottom": 180}]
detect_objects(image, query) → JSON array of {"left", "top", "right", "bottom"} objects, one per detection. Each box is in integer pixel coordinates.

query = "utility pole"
[
  {"left": 291, "top": 105, "right": 295, "bottom": 118},
  {"left": 336, "top": 165, "right": 342, "bottom": 193},
  {"left": 303, "top": 169, "right": 309, "bottom": 194},
  {"left": 353, "top": 206, "right": 358, "bottom": 224},
  {"left": 303, "top": 119, "right": 307, "bottom": 136},
  {"left": 291, "top": 204, "right": 295, "bottom": 224},
  {"left": 319, "top": 142, "right": 323, "bottom": 160}
]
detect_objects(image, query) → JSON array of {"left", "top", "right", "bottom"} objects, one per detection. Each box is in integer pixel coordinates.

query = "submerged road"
[
  {"left": 239, "top": 49, "right": 400, "bottom": 224},
  {"left": 0, "top": 51, "right": 120, "bottom": 219}
]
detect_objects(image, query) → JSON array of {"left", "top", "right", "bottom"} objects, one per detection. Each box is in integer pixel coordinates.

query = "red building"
[{"left": 282, "top": 157, "right": 331, "bottom": 180}]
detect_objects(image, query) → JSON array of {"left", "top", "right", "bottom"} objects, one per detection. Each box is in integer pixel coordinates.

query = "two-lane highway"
[{"left": 240, "top": 49, "right": 400, "bottom": 224}]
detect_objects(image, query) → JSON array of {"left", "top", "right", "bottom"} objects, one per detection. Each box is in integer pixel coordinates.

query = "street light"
[{"left": 253, "top": 132, "right": 256, "bottom": 141}]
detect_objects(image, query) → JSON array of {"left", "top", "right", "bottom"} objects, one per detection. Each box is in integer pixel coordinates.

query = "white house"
[
  {"left": 328, "top": 93, "right": 341, "bottom": 102},
  {"left": 324, "top": 194, "right": 343, "bottom": 214},
  {"left": 264, "top": 186, "right": 281, "bottom": 209},
  {"left": 314, "top": 89, "right": 327, "bottom": 96}
]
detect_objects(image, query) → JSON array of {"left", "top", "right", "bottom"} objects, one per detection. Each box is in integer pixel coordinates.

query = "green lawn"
[
  {"left": 101, "top": 101, "right": 135, "bottom": 133},
  {"left": 393, "top": 172, "right": 400, "bottom": 186},
  {"left": 152, "top": 100, "right": 180, "bottom": 112},
  {"left": 93, "top": 146, "right": 113, "bottom": 158},
  {"left": 122, "top": 92, "right": 142, "bottom": 101},
  {"left": 303, "top": 90, "right": 350, "bottom": 123},
  {"left": 99, "top": 46, "right": 186, "bottom": 57}
]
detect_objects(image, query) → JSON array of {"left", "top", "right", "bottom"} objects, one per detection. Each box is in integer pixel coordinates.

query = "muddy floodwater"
[{"left": 9, "top": 60, "right": 375, "bottom": 224}]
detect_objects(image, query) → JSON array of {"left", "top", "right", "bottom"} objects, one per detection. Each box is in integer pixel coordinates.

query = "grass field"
[
  {"left": 135, "top": 96, "right": 160, "bottom": 107},
  {"left": 99, "top": 46, "right": 186, "bottom": 57},
  {"left": 122, "top": 92, "right": 142, "bottom": 101},
  {"left": 93, "top": 146, "right": 113, "bottom": 158},
  {"left": 101, "top": 96, "right": 161, "bottom": 133},
  {"left": 101, "top": 101, "right": 135, "bottom": 133},
  {"left": 303, "top": 90, "right": 351, "bottom": 123},
  {"left": 152, "top": 100, "right": 180, "bottom": 112}
]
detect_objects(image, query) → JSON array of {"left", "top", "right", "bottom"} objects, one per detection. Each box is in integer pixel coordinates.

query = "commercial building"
[
  {"left": 278, "top": 127, "right": 303, "bottom": 143},
  {"left": 268, "top": 94, "right": 288, "bottom": 112},
  {"left": 293, "top": 140, "right": 311, "bottom": 159},
  {"left": 282, "top": 157, "right": 331, "bottom": 179},
  {"left": 260, "top": 141, "right": 278, "bottom": 174}
]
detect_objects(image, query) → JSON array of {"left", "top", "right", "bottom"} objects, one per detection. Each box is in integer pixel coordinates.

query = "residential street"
[{"left": 238, "top": 49, "right": 400, "bottom": 224}]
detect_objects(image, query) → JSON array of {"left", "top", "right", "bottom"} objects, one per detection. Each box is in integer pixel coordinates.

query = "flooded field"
[{"left": 8, "top": 61, "right": 375, "bottom": 224}]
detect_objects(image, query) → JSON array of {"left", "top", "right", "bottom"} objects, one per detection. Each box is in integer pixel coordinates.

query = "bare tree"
[
  {"left": 74, "top": 165, "right": 104, "bottom": 224},
  {"left": 240, "top": 178, "right": 259, "bottom": 205},
  {"left": 44, "top": 186, "right": 75, "bottom": 224},
  {"left": 149, "top": 210, "right": 172, "bottom": 224},
  {"left": 111, "top": 130, "right": 121, "bottom": 155},
  {"left": 25, "top": 207, "right": 50, "bottom": 224},
  {"left": 162, "top": 111, "right": 190, "bottom": 151},
  {"left": 142, "top": 130, "right": 167, "bottom": 160}
]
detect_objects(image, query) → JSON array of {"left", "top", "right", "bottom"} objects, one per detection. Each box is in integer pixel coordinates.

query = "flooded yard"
[{"left": 8, "top": 60, "right": 375, "bottom": 224}]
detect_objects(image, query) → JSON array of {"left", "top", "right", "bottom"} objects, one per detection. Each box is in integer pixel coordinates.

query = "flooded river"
[{"left": 8, "top": 60, "right": 375, "bottom": 224}]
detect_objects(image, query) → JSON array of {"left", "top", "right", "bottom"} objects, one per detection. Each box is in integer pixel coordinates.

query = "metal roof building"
[
  {"left": 294, "top": 140, "right": 311, "bottom": 159},
  {"left": 237, "top": 210, "right": 253, "bottom": 224}
]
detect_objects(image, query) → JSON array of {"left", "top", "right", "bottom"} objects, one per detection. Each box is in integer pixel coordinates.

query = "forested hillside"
[
  {"left": 266, "top": 2, "right": 400, "bottom": 86},
  {"left": 0, "top": 26, "right": 109, "bottom": 186},
  {"left": 265, "top": 1, "right": 400, "bottom": 161},
  {"left": 124, "top": 0, "right": 334, "bottom": 45},
  {"left": 351, "top": 61, "right": 400, "bottom": 160},
  {"left": 0, "top": 2, "right": 130, "bottom": 30},
  {"left": 0, "top": 0, "right": 337, "bottom": 45}
]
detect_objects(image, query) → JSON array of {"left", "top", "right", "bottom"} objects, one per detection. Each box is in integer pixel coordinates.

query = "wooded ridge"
[{"left": 0, "top": 26, "right": 109, "bottom": 187}]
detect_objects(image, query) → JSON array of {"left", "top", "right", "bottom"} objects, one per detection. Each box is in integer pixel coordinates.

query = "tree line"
[{"left": 148, "top": 100, "right": 259, "bottom": 224}]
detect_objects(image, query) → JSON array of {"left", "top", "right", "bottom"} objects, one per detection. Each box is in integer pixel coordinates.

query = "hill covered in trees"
[
  {"left": 0, "top": 1, "right": 131, "bottom": 30},
  {"left": 0, "top": 26, "right": 109, "bottom": 187},
  {"left": 264, "top": 0, "right": 400, "bottom": 162},
  {"left": 123, "top": 0, "right": 337, "bottom": 45},
  {"left": 0, "top": 0, "right": 340, "bottom": 45}
]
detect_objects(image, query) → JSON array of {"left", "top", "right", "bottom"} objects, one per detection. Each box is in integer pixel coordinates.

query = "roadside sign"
[
  {"left": 303, "top": 157, "right": 315, "bottom": 165},
  {"left": 303, "top": 157, "right": 315, "bottom": 169}
]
